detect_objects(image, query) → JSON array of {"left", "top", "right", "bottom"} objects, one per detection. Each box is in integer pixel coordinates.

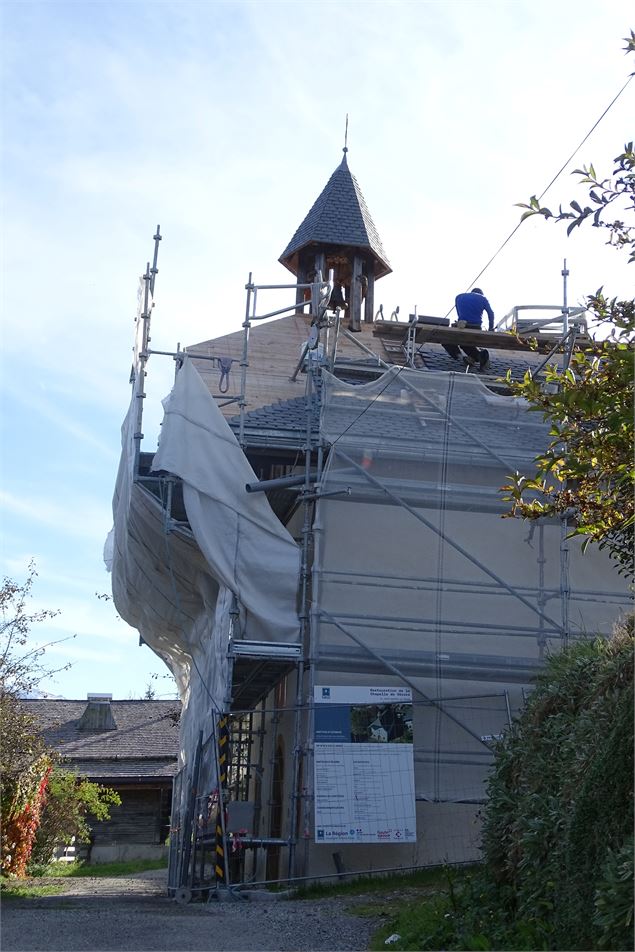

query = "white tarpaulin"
[
  {"left": 107, "top": 357, "right": 300, "bottom": 762},
  {"left": 152, "top": 358, "right": 300, "bottom": 644}
]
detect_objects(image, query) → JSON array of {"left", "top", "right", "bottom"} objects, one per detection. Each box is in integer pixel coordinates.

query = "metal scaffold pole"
[
  {"left": 288, "top": 345, "right": 318, "bottom": 880},
  {"left": 131, "top": 227, "right": 162, "bottom": 481},
  {"left": 133, "top": 261, "right": 152, "bottom": 481},
  {"left": 150, "top": 225, "right": 162, "bottom": 295},
  {"left": 214, "top": 713, "right": 231, "bottom": 888},
  {"left": 561, "top": 258, "right": 569, "bottom": 334},
  {"left": 239, "top": 274, "right": 253, "bottom": 448}
]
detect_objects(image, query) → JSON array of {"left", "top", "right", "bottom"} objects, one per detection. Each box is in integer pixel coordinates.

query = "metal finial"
[{"left": 343, "top": 114, "right": 349, "bottom": 154}]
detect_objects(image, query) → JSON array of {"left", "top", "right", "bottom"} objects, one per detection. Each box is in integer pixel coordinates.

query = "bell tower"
[{"left": 278, "top": 148, "right": 391, "bottom": 331}]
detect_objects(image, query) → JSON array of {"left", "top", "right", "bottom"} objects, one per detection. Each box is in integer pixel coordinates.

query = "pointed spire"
[
  {"left": 342, "top": 114, "right": 349, "bottom": 161},
  {"left": 279, "top": 149, "right": 391, "bottom": 279}
]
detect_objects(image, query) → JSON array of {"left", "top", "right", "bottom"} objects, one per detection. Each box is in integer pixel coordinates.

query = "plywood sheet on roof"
[{"left": 188, "top": 313, "right": 386, "bottom": 418}]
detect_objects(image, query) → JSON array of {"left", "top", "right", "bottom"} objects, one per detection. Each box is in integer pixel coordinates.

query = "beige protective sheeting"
[
  {"left": 314, "top": 367, "right": 630, "bottom": 803},
  {"left": 106, "top": 358, "right": 300, "bottom": 765},
  {"left": 152, "top": 357, "right": 300, "bottom": 645}
]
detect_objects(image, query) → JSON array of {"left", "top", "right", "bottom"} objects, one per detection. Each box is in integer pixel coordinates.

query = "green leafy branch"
[{"left": 517, "top": 141, "right": 634, "bottom": 261}]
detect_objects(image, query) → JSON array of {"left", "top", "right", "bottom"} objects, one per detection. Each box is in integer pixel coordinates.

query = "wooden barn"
[{"left": 25, "top": 695, "right": 179, "bottom": 863}]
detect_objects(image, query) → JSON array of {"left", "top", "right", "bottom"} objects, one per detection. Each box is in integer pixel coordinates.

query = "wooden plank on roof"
[{"left": 372, "top": 319, "right": 584, "bottom": 353}]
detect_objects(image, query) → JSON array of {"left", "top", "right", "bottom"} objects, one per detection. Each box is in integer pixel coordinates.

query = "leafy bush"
[
  {"left": 0, "top": 564, "right": 69, "bottom": 876},
  {"left": 437, "top": 622, "right": 634, "bottom": 952},
  {"left": 0, "top": 750, "right": 51, "bottom": 877},
  {"left": 29, "top": 769, "right": 121, "bottom": 868},
  {"left": 593, "top": 836, "right": 634, "bottom": 951},
  {"left": 479, "top": 622, "right": 633, "bottom": 950}
]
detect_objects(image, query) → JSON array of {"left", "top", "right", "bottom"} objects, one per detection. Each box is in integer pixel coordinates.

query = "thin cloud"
[
  {"left": 0, "top": 556, "right": 104, "bottom": 594},
  {"left": 27, "top": 593, "right": 141, "bottom": 646},
  {"left": 0, "top": 490, "right": 112, "bottom": 544},
  {"left": 3, "top": 390, "right": 117, "bottom": 461},
  {"left": 34, "top": 639, "right": 122, "bottom": 664}
]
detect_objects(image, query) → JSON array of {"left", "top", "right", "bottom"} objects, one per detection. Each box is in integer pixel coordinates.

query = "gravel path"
[{"left": 1, "top": 872, "right": 385, "bottom": 952}]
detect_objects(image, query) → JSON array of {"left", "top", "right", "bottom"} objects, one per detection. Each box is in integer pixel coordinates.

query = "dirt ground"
[{"left": 0, "top": 870, "right": 384, "bottom": 952}]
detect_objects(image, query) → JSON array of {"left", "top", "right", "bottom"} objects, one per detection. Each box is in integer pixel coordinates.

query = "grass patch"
[
  {"left": 364, "top": 867, "right": 561, "bottom": 951},
  {"left": 369, "top": 893, "right": 454, "bottom": 951},
  {"left": 290, "top": 867, "right": 464, "bottom": 951},
  {"left": 291, "top": 866, "right": 449, "bottom": 900},
  {"left": 290, "top": 866, "right": 507, "bottom": 951},
  {"left": 1, "top": 879, "right": 64, "bottom": 900},
  {"left": 29, "top": 858, "right": 168, "bottom": 879}
]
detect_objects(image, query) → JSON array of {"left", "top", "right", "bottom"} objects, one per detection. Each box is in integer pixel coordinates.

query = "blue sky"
[{"left": 1, "top": 0, "right": 633, "bottom": 699}]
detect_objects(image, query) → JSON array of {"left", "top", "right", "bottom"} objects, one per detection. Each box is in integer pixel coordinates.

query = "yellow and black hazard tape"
[
  {"left": 215, "top": 817, "right": 225, "bottom": 881},
  {"left": 218, "top": 715, "right": 229, "bottom": 786},
  {"left": 215, "top": 715, "right": 230, "bottom": 883}
]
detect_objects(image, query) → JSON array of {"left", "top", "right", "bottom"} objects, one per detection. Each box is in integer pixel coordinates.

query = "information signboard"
[{"left": 313, "top": 685, "right": 416, "bottom": 844}]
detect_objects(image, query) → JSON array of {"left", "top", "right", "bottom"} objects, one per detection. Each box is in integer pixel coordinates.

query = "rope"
[
  {"left": 444, "top": 73, "right": 634, "bottom": 317},
  {"left": 217, "top": 357, "right": 234, "bottom": 394}
]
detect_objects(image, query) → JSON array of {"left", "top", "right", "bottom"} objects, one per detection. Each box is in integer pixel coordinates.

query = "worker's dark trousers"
[
  {"left": 443, "top": 343, "right": 490, "bottom": 362},
  {"left": 442, "top": 323, "right": 488, "bottom": 365}
]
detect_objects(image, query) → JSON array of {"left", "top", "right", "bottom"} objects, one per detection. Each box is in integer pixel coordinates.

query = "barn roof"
[{"left": 22, "top": 699, "right": 180, "bottom": 783}]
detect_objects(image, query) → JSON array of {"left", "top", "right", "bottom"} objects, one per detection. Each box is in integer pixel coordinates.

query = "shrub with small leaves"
[
  {"left": 0, "top": 563, "right": 74, "bottom": 877},
  {"left": 479, "top": 621, "right": 633, "bottom": 950},
  {"left": 1, "top": 762, "right": 51, "bottom": 877},
  {"left": 29, "top": 769, "right": 121, "bottom": 868},
  {"left": 593, "top": 836, "right": 634, "bottom": 951}
]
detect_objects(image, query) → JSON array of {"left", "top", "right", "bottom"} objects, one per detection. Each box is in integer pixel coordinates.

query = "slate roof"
[
  {"left": 230, "top": 396, "right": 319, "bottom": 438},
  {"left": 279, "top": 153, "right": 391, "bottom": 278},
  {"left": 414, "top": 341, "right": 563, "bottom": 379},
  {"left": 321, "top": 384, "right": 550, "bottom": 460},
  {"left": 23, "top": 699, "right": 180, "bottom": 783},
  {"left": 231, "top": 386, "right": 548, "bottom": 461},
  {"left": 228, "top": 343, "right": 558, "bottom": 454}
]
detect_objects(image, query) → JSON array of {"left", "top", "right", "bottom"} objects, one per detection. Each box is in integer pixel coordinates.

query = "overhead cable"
[{"left": 446, "top": 72, "right": 634, "bottom": 316}]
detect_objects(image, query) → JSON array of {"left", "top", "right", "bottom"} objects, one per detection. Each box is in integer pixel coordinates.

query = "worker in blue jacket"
[{"left": 444, "top": 288, "right": 494, "bottom": 372}]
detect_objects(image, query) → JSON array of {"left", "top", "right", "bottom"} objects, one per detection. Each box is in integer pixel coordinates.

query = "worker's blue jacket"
[{"left": 455, "top": 292, "right": 495, "bottom": 330}]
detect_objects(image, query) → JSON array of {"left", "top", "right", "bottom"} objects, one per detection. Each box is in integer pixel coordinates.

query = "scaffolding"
[{"left": 116, "top": 231, "right": 630, "bottom": 899}]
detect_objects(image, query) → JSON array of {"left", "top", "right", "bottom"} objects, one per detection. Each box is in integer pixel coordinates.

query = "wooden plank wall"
[{"left": 90, "top": 787, "right": 168, "bottom": 845}]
